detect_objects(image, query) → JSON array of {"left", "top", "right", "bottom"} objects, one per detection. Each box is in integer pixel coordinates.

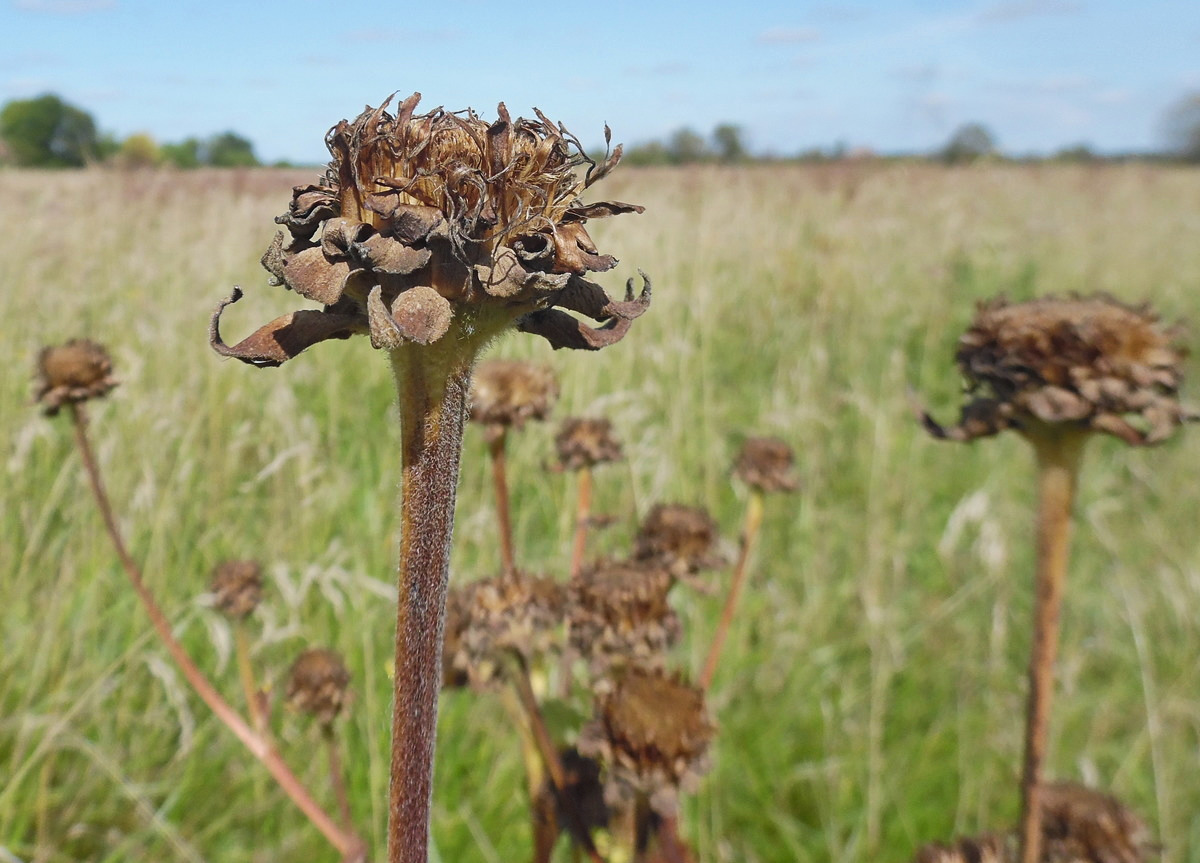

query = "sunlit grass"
[{"left": 2, "top": 163, "right": 1198, "bottom": 862}]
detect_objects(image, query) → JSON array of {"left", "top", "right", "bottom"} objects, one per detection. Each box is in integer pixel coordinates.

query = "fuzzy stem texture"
[
  {"left": 387, "top": 344, "right": 472, "bottom": 863},
  {"left": 68, "top": 404, "right": 365, "bottom": 861},
  {"left": 700, "top": 489, "right": 765, "bottom": 689},
  {"left": 1017, "top": 427, "right": 1087, "bottom": 863}
]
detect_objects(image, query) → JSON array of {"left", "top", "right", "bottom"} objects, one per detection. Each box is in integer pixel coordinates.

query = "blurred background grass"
[{"left": 1, "top": 163, "right": 1198, "bottom": 862}]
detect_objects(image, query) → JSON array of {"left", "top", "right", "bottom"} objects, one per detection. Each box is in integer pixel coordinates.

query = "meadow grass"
[{"left": 2, "top": 163, "right": 1198, "bottom": 862}]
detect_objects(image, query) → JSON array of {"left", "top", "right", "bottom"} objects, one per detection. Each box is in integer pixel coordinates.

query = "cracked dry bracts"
[
  {"left": 210, "top": 92, "right": 649, "bottom": 366},
  {"left": 919, "top": 295, "right": 1195, "bottom": 446}
]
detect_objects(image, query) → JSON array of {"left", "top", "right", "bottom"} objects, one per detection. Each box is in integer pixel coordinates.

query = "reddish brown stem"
[
  {"left": 699, "top": 489, "right": 765, "bottom": 689},
  {"left": 654, "top": 815, "right": 695, "bottom": 863},
  {"left": 67, "top": 403, "right": 365, "bottom": 862},
  {"left": 569, "top": 466, "right": 593, "bottom": 579},
  {"left": 486, "top": 426, "right": 518, "bottom": 578},
  {"left": 324, "top": 725, "right": 355, "bottom": 832},
  {"left": 1017, "top": 428, "right": 1086, "bottom": 863},
  {"left": 387, "top": 346, "right": 471, "bottom": 863}
]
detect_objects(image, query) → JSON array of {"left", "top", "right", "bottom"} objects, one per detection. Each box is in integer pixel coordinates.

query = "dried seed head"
[
  {"left": 732, "top": 436, "right": 799, "bottom": 493},
  {"left": 633, "top": 503, "right": 723, "bottom": 577},
  {"left": 211, "top": 93, "right": 651, "bottom": 367},
  {"left": 910, "top": 834, "right": 1008, "bottom": 863},
  {"left": 577, "top": 666, "right": 714, "bottom": 817},
  {"left": 286, "top": 648, "right": 351, "bottom": 725},
  {"left": 208, "top": 559, "right": 263, "bottom": 619},
  {"left": 469, "top": 359, "right": 559, "bottom": 429},
  {"left": 555, "top": 417, "right": 624, "bottom": 471},
  {"left": 34, "top": 339, "right": 117, "bottom": 416},
  {"left": 922, "top": 294, "right": 1193, "bottom": 446},
  {"left": 1038, "top": 782, "right": 1156, "bottom": 863},
  {"left": 568, "top": 559, "right": 680, "bottom": 680},
  {"left": 442, "top": 573, "right": 566, "bottom": 689}
]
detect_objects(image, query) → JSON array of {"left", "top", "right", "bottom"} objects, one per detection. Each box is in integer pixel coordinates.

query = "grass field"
[{"left": 2, "top": 162, "right": 1198, "bottom": 863}]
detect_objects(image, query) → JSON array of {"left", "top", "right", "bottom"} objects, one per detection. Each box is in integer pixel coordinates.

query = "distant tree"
[
  {"left": 622, "top": 140, "right": 670, "bottom": 167},
  {"left": 1053, "top": 143, "right": 1098, "bottom": 163},
  {"left": 938, "top": 122, "right": 997, "bottom": 164},
  {"left": 201, "top": 131, "right": 259, "bottom": 168},
  {"left": 1161, "top": 92, "right": 1200, "bottom": 162},
  {"left": 117, "top": 132, "right": 162, "bottom": 169},
  {"left": 0, "top": 94, "right": 99, "bottom": 167},
  {"left": 712, "top": 123, "right": 748, "bottom": 163},
  {"left": 161, "top": 137, "right": 201, "bottom": 168},
  {"left": 667, "top": 127, "right": 709, "bottom": 164}
]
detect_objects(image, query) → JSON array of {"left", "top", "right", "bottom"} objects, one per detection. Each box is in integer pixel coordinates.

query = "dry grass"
[{"left": 2, "top": 163, "right": 1198, "bottom": 862}]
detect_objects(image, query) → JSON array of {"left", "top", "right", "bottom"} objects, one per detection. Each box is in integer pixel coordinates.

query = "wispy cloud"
[
  {"left": 14, "top": 0, "right": 116, "bottom": 12},
  {"left": 977, "top": 0, "right": 1082, "bottom": 24},
  {"left": 757, "top": 27, "right": 820, "bottom": 45}
]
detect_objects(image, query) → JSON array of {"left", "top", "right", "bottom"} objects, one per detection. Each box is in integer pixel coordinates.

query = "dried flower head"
[
  {"left": 911, "top": 834, "right": 1008, "bottom": 863},
  {"left": 211, "top": 92, "right": 650, "bottom": 366},
  {"left": 208, "top": 559, "right": 263, "bottom": 619},
  {"left": 921, "top": 295, "right": 1193, "bottom": 446},
  {"left": 633, "top": 503, "right": 723, "bottom": 577},
  {"left": 554, "top": 417, "right": 624, "bottom": 471},
  {"left": 442, "top": 573, "right": 566, "bottom": 688},
  {"left": 568, "top": 559, "right": 680, "bottom": 678},
  {"left": 733, "top": 437, "right": 799, "bottom": 493},
  {"left": 1038, "top": 782, "right": 1156, "bottom": 863},
  {"left": 34, "top": 339, "right": 117, "bottom": 416},
  {"left": 578, "top": 666, "right": 714, "bottom": 817},
  {"left": 469, "top": 359, "right": 559, "bottom": 429},
  {"left": 286, "top": 648, "right": 351, "bottom": 726}
]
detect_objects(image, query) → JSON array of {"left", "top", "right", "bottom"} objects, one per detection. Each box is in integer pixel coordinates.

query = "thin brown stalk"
[
  {"left": 487, "top": 427, "right": 518, "bottom": 578},
  {"left": 1016, "top": 427, "right": 1087, "bottom": 863},
  {"left": 234, "top": 621, "right": 268, "bottom": 738},
  {"left": 324, "top": 725, "right": 355, "bottom": 832},
  {"left": 653, "top": 815, "right": 695, "bottom": 863},
  {"left": 67, "top": 403, "right": 365, "bottom": 862},
  {"left": 699, "top": 489, "right": 765, "bottom": 689},
  {"left": 569, "top": 466, "right": 593, "bottom": 579}
]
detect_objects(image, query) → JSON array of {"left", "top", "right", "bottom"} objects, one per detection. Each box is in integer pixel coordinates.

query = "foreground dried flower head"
[
  {"left": 922, "top": 295, "right": 1192, "bottom": 446},
  {"left": 34, "top": 339, "right": 117, "bottom": 416},
  {"left": 733, "top": 437, "right": 800, "bottom": 493},
  {"left": 912, "top": 834, "right": 1008, "bottom": 863},
  {"left": 209, "top": 559, "right": 264, "bottom": 619},
  {"left": 633, "top": 503, "right": 723, "bottom": 577},
  {"left": 578, "top": 666, "right": 714, "bottom": 817},
  {"left": 554, "top": 417, "right": 624, "bottom": 471},
  {"left": 211, "top": 92, "right": 649, "bottom": 366},
  {"left": 286, "top": 648, "right": 351, "bottom": 726},
  {"left": 469, "top": 359, "right": 559, "bottom": 429}
]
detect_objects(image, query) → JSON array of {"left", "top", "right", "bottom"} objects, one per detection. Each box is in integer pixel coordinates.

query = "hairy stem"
[
  {"left": 569, "top": 466, "right": 593, "bottom": 579},
  {"left": 67, "top": 404, "right": 365, "bottom": 861},
  {"left": 1017, "top": 427, "right": 1087, "bottom": 863},
  {"left": 700, "top": 489, "right": 765, "bottom": 689}
]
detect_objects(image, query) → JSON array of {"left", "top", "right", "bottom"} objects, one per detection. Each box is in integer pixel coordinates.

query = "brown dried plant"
[
  {"left": 209, "top": 559, "right": 268, "bottom": 733},
  {"left": 209, "top": 92, "right": 649, "bottom": 863},
  {"left": 919, "top": 294, "right": 1191, "bottom": 863},
  {"left": 553, "top": 416, "right": 626, "bottom": 578}
]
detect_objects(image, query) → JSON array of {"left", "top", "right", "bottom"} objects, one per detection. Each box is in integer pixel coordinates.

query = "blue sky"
[{"left": 2, "top": 0, "right": 1198, "bottom": 163}]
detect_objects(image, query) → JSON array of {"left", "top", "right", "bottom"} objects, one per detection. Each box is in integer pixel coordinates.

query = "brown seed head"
[
  {"left": 922, "top": 294, "right": 1193, "bottom": 446},
  {"left": 733, "top": 436, "right": 799, "bottom": 493},
  {"left": 442, "top": 573, "right": 566, "bottom": 689},
  {"left": 208, "top": 559, "right": 263, "bottom": 619},
  {"left": 555, "top": 417, "right": 624, "bottom": 471},
  {"left": 286, "top": 648, "right": 351, "bottom": 726},
  {"left": 34, "top": 339, "right": 117, "bottom": 416},
  {"left": 578, "top": 666, "right": 714, "bottom": 816},
  {"left": 211, "top": 93, "right": 651, "bottom": 367},
  {"left": 469, "top": 359, "right": 559, "bottom": 429},
  {"left": 1039, "top": 782, "right": 1156, "bottom": 863},
  {"left": 910, "top": 834, "right": 1008, "bottom": 863},
  {"left": 633, "top": 503, "right": 723, "bottom": 577}
]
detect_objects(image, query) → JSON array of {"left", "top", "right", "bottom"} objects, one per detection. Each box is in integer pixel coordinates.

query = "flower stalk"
[
  {"left": 486, "top": 427, "right": 518, "bottom": 577},
  {"left": 699, "top": 488, "right": 763, "bottom": 689},
  {"left": 569, "top": 466, "right": 594, "bottom": 579}
]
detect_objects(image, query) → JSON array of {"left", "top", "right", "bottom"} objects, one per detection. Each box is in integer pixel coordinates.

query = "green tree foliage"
[
  {"left": 0, "top": 93, "right": 99, "bottom": 167},
  {"left": 117, "top": 132, "right": 162, "bottom": 169},
  {"left": 202, "top": 131, "right": 259, "bottom": 167},
  {"left": 939, "top": 122, "right": 997, "bottom": 164},
  {"left": 712, "top": 123, "right": 748, "bottom": 163},
  {"left": 1162, "top": 92, "right": 1200, "bottom": 162}
]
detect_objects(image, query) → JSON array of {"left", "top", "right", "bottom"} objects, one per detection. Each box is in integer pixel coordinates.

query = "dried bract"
[
  {"left": 211, "top": 92, "right": 650, "bottom": 366},
  {"left": 286, "top": 648, "right": 351, "bottom": 726},
  {"left": 911, "top": 834, "right": 1008, "bottom": 863},
  {"left": 209, "top": 559, "right": 263, "bottom": 619},
  {"left": 733, "top": 437, "right": 799, "bottom": 493},
  {"left": 469, "top": 359, "right": 558, "bottom": 429},
  {"left": 633, "top": 503, "right": 723, "bottom": 577},
  {"left": 578, "top": 666, "right": 714, "bottom": 817},
  {"left": 554, "top": 417, "right": 624, "bottom": 471},
  {"left": 442, "top": 573, "right": 566, "bottom": 689},
  {"left": 35, "top": 339, "right": 117, "bottom": 416},
  {"left": 921, "top": 295, "right": 1193, "bottom": 446}
]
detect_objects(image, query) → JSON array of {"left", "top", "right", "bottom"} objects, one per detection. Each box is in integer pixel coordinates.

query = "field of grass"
[{"left": 2, "top": 162, "right": 1198, "bottom": 863}]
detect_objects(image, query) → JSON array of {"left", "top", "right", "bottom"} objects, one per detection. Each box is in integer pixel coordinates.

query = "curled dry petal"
[{"left": 210, "top": 288, "right": 364, "bottom": 367}]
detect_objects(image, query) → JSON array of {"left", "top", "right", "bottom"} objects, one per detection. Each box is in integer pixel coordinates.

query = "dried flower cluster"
[
  {"left": 921, "top": 295, "right": 1192, "bottom": 445},
  {"left": 211, "top": 93, "right": 649, "bottom": 366},
  {"left": 554, "top": 417, "right": 625, "bottom": 470},
  {"left": 733, "top": 436, "right": 800, "bottom": 492},
  {"left": 209, "top": 559, "right": 264, "bottom": 619},
  {"left": 632, "top": 503, "right": 724, "bottom": 577},
  {"left": 34, "top": 339, "right": 117, "bottom": 416},
  {"left": 469, "top": 359, "right": 559, "bottom": 429},
  {"left": 286, "top": 648, "right": 351, "bottom": 726}
]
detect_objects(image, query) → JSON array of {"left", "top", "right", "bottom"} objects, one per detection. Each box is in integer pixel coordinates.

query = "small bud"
[
  {"left": 286, "top": 648, "right": 351, "bottom": 726},
  {"left": 209, "top": 559, "right": 264, "bottom": 619}
]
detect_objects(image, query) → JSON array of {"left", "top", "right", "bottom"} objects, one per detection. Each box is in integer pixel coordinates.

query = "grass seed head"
[
  {"left": 733, "top": 436, "right": 799, "bottom": 493},
  {"left": 35, "top": 339, "right": 117, "bottom": 416},
  {"left": 923, "top": 294, "right": 1192, "bottom": 446},
  {"left": 633, "top": 503, "right": 723, "bottom": 577},
  {"left": 211, "top": 93, "right": 650, "bottom": 366},
  {"left": 469, "top": 359, "right": 559, "bottom": 429},
  {"left": 286, "top": 647, "right": 351, "bottom": 726},
  {"left": 208, "top": 559, "right": 264, "bottom": 619},
  {"left": 554, "top": 417, "right": 624, "bottom": 471}
]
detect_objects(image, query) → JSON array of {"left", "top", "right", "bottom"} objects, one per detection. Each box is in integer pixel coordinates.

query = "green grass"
[{"left": 2, "top": 163, "right": 1198, "bottom": 862}]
